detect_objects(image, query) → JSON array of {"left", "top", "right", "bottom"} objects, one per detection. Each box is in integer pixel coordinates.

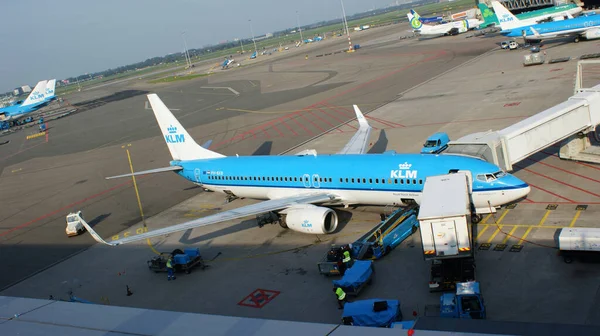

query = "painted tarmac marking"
[
  {"left": 501, "top": 226, "right": 519, "bottom": 245},
  {"left": 238, "top": 289, "right": 280, "bottom": 308},
  {"left": 26, "top": 132, "right": 46, "bottom": 140},
  {"left": 569, "top": 210, "right": 582, "bottom": 227},
  {"left": 317, "top": 105, "right": 357, "bottom": 130},
  {"left": 476, "top": 224, "right": 489, "bottom": 241},
  {"left": 527, "top": 183, "right": 575, "bottom": 203},
  {"left": 517, "top": 226, "right": 534, "bottom": 245},
  {"left": 538, "top": 210, "right": 552, "bottom": 226},
  {"left": 525, "top": 157, "right": 600, "bottom": 184},
  {"left": 515, "top": 164, "right": 600, "bottom": 199}
]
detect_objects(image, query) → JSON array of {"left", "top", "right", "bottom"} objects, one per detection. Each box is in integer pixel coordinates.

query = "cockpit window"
[
  {"left": 476, "top": 171, "right": 505, "bottom": 183},
  {"left": 423, "top": 140, "right": 437, "bottom": 148}
]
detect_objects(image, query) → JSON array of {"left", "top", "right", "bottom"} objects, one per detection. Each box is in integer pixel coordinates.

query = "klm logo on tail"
[
  {"left": 30, "top": 91, "right": 45, "bottom": 101},
  {"left": 499, "top": 14, "right": 515, "bottom": 23},
  {"left": 165, "top": 125, "right": 185, "bottom": 143},
  {"left": 390, "top": 162, "right": 418, "bottom": 179}
]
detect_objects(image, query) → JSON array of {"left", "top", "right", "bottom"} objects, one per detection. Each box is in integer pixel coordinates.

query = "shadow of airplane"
[{"left": 368, "top": 130, "right": 388, "bottom": 154}]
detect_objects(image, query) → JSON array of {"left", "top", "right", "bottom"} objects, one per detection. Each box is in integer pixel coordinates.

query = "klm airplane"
[
  {"left": 0, "top": 80, "right": 55, "bottom": 122},
  {"left": 81, "top": 94, "right": 531, "bottom": 246},
  {"left": 480, "top": 2, "right": 582, "bottom": 29}
]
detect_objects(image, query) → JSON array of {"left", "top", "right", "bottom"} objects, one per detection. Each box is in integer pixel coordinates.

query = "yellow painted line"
[
  {"left": 538, "top": 210, "right": 551, "bottom": 226},
  {"left": 487, "top": 226, "right": 503, "bottom": 244},
  {"left": 26, "top": 132, "right": 46, "bottom": 140},
  {"left": 11, "top": 168, "right": 22, "bottom": 173},
  {"left": 496, "top": 209, "right": 510, "bottom": 224},
  {"left": 569, "top": 210, "right": 582, "bottom": 227},
  {"left": 501, "top": 226, "right": 519, "bottom": 245},
  {"left": 480, "top": 214, "right": 492, "bottom": 224},
  {"left": 475, "top": 224, "right": 489, "bottom": 241},
  {"left": 518, "top": 226, "right": 534, "bottom": 245}
]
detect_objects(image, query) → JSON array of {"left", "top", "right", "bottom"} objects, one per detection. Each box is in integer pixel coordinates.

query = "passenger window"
[
  {"left": 340, "top": 178, "right": 343, "bottom": 183},
  {"left": 362, "top": 178, "right": 366, "bottom": 183},
  {"left": 357, "top": 178, "right": 361, "bottom": 184},
  {"left": 329, "top": 178, "right": 332, "bottom": 182},
  {"left": 369, "top": 179, "right": 373, "bottom": 183},
  {"left": 345, "top": 178, "right": 349, "bottom": 183},
  {"left": 407, "top": 180, "right": 411, "bottom": 184},
  {"left": 394, "top": 179, "right": 398, "bottom": 184},
  {"left": 382, "top": 179, "right": 385, "bottom": 184},
  {"left": 376, "top": 179, "right": 379, "bottom": 183},
  {"left": 413, "top": 179, "right": 416, "bottom": 184},
  {"left": 352, "top": 178, "right": 355, "bottom": 183},
  {"left": 419, "top": 179, "right": 423, "bottom": 184}
]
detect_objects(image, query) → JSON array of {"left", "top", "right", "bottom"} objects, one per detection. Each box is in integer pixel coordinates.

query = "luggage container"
[{"left": 555, "top": 228, "right": 600, "bottom": 263}]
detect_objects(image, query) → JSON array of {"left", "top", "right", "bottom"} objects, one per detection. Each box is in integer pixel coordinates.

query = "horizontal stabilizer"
[{"left": 105, "top": 166, "right": 182, "bottom": 180}]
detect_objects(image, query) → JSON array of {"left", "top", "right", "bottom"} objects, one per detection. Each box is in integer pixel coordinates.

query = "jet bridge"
[{"left": 445, "top": 60, "right": 600, "bottom": 172}]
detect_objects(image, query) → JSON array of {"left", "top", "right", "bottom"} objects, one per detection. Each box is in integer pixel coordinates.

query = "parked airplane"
[
  {"left": 479, "top": 3, "right": 582, "bottom": 29},
  {"left": 491, "top": 1, "right": 582, "bottom": 32},
  {"left": 221, "top": 58, "right": 234, "bottom": 70},
  {"left": 81, "top": 94, "right": 530, "bottom": 246},
  {"left": 408, "top": 10, "right": 482, "bottom": 36},
  {"left": 498, "top": 7, "right": 600, "bottom": 42},
  {"left": 411, "top": 9, "right": 444, "bottom": 24},
  {"left": 0, "top": 80, "right": 48, "bottom": 122}
]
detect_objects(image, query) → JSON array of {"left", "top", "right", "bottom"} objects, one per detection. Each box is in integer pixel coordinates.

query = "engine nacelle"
[
  {"left": 283, "top": 205, "right": 338, "bottom": 234},
  {"left": 582, "top": 28, "right": 600, "bottom": 40}
]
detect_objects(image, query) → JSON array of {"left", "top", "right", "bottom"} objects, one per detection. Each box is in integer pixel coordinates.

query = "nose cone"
[{"left": 506, "top": 174, "right": 531, "bottom": 201}]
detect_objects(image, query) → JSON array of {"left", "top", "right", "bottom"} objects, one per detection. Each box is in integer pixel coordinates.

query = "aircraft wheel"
[
  {"left": 471, "top": 214, "right": 482, "bottom": 224},
  {"left": 574, "top": 37, "right": 580, "bottom": 43}
]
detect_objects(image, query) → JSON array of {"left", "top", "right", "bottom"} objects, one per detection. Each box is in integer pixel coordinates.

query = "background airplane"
[
  {"left": 498, "top": 8, "right": 600, "bottom": 42},
  {"left": 411, "top": 9, "right": 444, "bottom": 24},
  {"left": 0, "top": 80, "right": 49, "bottom": 122},
  {"left": 409, "top": 10, "right": 482, "bottom": 36},
  {"left": 491, "top": 1, "right": 582, "bottom": 32},
  {"left": 478, "top": 3, "right": 582, "bottom": 29},
  {"left": 81, "top": 94, "right": 530, "bottom": 246}
]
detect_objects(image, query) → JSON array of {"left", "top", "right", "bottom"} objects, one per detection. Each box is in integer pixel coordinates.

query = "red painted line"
[
  {"left": 525, "top": 157, "right": 600, "bottom": 184},
  {"left": 316, "top": 106, "right": 357, "bottom": 130},
  {"left": 527, "top": 183, "right": 575, "bottom": 203},
  {"left": 279, "top": 120, "right": 298, "bottom": 136},
  {"left": 298, "top": 111, "right": 325, "bottom": 132},
  {"left": 0, "top": 178, "right": 144, "bottom": 238},
  {"left": 251, "top": 131, "right": 256, "bottom": 139},
  {"left": 523, "top": 198, "right": 534, "bottom": 203},
  {"left": 308, "top": 109, "right": 340, "bottom": 132},
  {"left": 289, "top": 115, "right": 313, "bottom": 135},
  {"left": 515, "top": 164, "right": 600, "bottom": 199},
  {"left": 259, "top": 126, "right": 270, "bottom": 139},
  {"left": 406, "top": 115, "right": 529, "bottom": 128},
  {"left": 334, "top": 104, "right": 406, "bottom": 128},
  {"left": 0, "top": 141, "right": 47, "bottom": 162},
  {"left": 269, "top": 124, "right": 285, "bottom": 138},
  {"left": 45, "top": 123, "right": 49, "bottom": 143},
  {"left": 365, "top": 116, "right": 402, "bottom": 128},
  {"left": 323, "top": 103, "right": 353, "bottom": 119},
  {"left": 542, "top": 150, "right": 600, "bottom": 172}
]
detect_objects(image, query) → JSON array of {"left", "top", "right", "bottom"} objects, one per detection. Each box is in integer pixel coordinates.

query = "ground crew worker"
[
  {"left": 166, "top": 257, "right": 176, "bottom": 281},
  {"left": 334, "top": 287, "right": 348, "bottom": 309},
  {"left": 342, "top": 248, "right": 353, "bottom": 269}
]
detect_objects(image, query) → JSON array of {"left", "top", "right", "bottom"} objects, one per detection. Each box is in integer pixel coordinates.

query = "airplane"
[
  {"left": 0, "top": 80, "right": 49, "bottom": 122},
  {"left": 491, "top": 1, "right": 582, "bottom": 33},
  {"left": 478, "top": 3, "right": 582, "bottom": 29},
  {"left": 80, "top": 94, "right": 531, "bottom": 246},
  {"left": 221, "top": 58, "right": 234, "bottom": 70},
  {"left": 42, "top": 79, "right": 57, "bottom": 104},
  {"left": 498, "top": 7, "right": 600, "bottom": 42},
  {"left": 408, "top": 10, "right": 482, "bottom": 36},
  {"left": 410, "top": 9, "right": 444, "bottom": 24}
]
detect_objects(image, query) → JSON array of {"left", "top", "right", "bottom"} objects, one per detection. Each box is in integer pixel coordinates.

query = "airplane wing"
[
  {"left": 337, "top": 105, "right": 372, "bottom": 155},
  {"left": 81, "top": 193, "right": 338, "bottom": 246},
  {"left": 105, "top": 166, "right": 183, "bottom": 180}
]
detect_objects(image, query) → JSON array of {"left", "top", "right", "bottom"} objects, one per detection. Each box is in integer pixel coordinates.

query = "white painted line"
[{"left": 201, "top": 86, "right": 240, "bottom": 95}]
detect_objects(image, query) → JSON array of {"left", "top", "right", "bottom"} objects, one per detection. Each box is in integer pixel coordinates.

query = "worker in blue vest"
[
  {"left": 334, "top": 286, "right": 348, "bottom": 309},
  {"left": 166, "top": 257, "right": 176, "bottom": 281}
]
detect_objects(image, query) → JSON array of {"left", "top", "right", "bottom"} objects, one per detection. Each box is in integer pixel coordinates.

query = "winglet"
[
  {"left": 353, "top": 105, "right": 369, "bottom": 129},
  {"left": 77, "top": 214, "right": 117, "bottom": 246}
]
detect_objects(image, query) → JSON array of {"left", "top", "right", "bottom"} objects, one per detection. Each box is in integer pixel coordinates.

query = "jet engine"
[
  {"left": 280, "top": 205, "right": 338, "bottom": 234},
  {"left": 582, "top": 28, "right": 600, "bottom": 40}
]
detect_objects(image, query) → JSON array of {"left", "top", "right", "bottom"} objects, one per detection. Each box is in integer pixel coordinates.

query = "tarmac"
[{"left": 2, "top": 23, "right": 600, "bottom": 327}]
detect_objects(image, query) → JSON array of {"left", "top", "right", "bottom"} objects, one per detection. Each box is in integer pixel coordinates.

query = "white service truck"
[
  {"left": 555, "top": 227, "right": 600, "bottom": 263},
  {"left": 66, "top": 211, "right": 86, "bottom": 237},
  {"left": 418, "top": 173, "right": 476, "bottom": 292}
]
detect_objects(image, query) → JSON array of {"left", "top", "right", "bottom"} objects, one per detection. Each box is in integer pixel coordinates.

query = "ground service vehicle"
[
  {"left": 425, "top": 281, "right": 486, "bottom": 319},
  {"left": 351, "top": 204, "right": 419, "bottom": 260},
  {"left": 421, "top": 132, "right": 450, "bottom": 154},
  {"left": 147, "top": 248, "right": 207, "bottom": 274},
  {"left": 555, "top": 227, "right": 600, "bottom": 263},
  {"left": 332, "top": 260, "right": 374, "bottom": 296},
  {"left": 65, "top": 211, "right": 86, "bottom": 237},
  {"left": 317, "top": 245, "right": 345, "bottom": 276},
  {"left": 342, "top": 299, "right": 402, "bottom": 327},
  {"left": 418, "top": 173, "right": 476, "bottom": 292}
]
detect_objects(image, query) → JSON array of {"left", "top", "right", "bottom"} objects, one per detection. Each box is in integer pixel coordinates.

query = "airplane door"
[
  {"left": 194, "top": 168, "right": 202, "bottom": 183},
  {"left": 312, "top": 174, "right": 321, "bottom": 188},
  {"left": 303, "top": 174, "right": 311, "bottom": 188}
]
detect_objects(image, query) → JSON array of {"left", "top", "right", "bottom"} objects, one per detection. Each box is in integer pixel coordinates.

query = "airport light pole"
[
  {"left": 296, "top": 11, "right": 304, "bottom": 43},
  {"left": 181, "top": 31, "right": 192, "bottom": 68},
  {"left": 238, "top": 38, "right": 245, "bottom": 53},
  {"left": 249, "top": 19, "right": 258, "bottom": 56},
  {"left": 340, "top": 0, "right": 354, "bottom": 52}
]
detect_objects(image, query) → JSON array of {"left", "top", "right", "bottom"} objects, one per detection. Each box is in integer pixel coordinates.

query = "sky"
[{"left": 0, "top": 0, "right": 404, "bottom": 92}]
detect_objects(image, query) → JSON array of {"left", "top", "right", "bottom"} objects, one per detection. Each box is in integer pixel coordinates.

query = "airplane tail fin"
[
  {"left": 147, "top": 94, "right": 225, "bottom": 161},
  {"left": 478, "top": 3, "right": 499, "bottom": 28},
  {"left": 45, "top": 79, "right": 56, "bottom": 100},
  {"left": 491, "top": 1, "right": 520, "bottom": 31},
  {"left": 21, "top": 80, "right": 48, "bottom": 107},
  {"left": 408, "top": 10, "right": 423, "bottom": 30}
]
